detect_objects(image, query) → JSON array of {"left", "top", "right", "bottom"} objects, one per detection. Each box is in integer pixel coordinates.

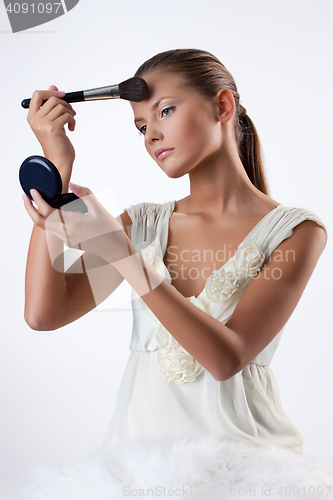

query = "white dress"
[{"left": 20, "top": 202, "right": 333, "bottom": 500}]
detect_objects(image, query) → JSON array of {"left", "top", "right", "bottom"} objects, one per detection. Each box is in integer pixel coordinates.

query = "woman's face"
[{"left": 131, "top": 71, "right": 224, "bottom": 178}]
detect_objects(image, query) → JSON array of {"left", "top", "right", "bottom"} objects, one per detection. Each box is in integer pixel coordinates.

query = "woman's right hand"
[{"left": 27, "top": 84, "right": 77, "bottom": 191}]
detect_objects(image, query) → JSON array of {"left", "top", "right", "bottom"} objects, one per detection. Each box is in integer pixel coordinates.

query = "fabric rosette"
[
  {"left": 154, "top": 296, "right": 206, "bottom": 384},
  {"left": 155, "top": 325, "right": 205, "bottom": 384},
  {"left": 234, "top": 239, "right": 266, "bottom": 279},
  {"left": 205, "top": 239, "right": 266, "bottom": 302},
  {"left": 205, "top": 267, "right": 239, "bottom": 302},
  {"left": 139, "top": 242, "right": 169, "bottom": 277}
]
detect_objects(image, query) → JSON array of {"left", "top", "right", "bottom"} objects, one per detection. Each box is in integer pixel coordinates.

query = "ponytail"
[{"left": 238, "top": 107, "right": 269, "bottom": 195}]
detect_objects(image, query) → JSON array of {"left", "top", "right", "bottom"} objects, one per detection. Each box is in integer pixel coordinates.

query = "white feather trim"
[{"left": 19, "top": 437, "right": 333, "bottom": 500}]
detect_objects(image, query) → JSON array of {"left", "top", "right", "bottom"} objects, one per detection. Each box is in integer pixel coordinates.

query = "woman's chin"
[{"left": 161, "top": 162, "right": 191, "bottom": 179}]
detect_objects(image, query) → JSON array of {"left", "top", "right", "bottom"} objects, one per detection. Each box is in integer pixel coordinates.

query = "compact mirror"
[{"left": 19, "top": 156, "right": 87, "bottom": 213}]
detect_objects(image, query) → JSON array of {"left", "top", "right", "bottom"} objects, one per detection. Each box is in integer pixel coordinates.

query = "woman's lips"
[{"left": 154, "top": 148, "right": 174, "bottom": 161}]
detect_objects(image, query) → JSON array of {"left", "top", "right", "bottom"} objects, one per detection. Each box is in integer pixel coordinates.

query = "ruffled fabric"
[
  {"left": 154, "top": 329, "right": 205, "bottom": 384},
  {"left": 154, "top": 296, "right": 207, "bottom": 384}
]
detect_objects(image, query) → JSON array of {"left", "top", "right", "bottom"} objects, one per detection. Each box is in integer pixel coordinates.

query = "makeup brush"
[{"left": 21, "top": 76, "right": 149, "bottom": 108}]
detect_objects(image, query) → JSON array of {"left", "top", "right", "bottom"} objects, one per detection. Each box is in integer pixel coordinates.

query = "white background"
[{"left": 0, "top": 0, "right": 332, "bottom": 498}]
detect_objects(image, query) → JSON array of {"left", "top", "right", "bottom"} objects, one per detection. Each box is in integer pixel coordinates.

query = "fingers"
[
  {"left": 47, "top": 106, "right": 76, "bottom": 132},
  {"left": 27, "top": 91, "right": 77, "bottom": 147},
  {"left": 69, "top": 183, "right": 92, "bottom": 198},
  {"left": 69, "top": 183, "right": 96, "bottom": 213},
  {"left": 23, "top": 191, "right": 70, "bottom": 244},
  {"left": 28, "top": 89, "right": 77, "bottom": 124},
  {"left": 33, "top": 97, "right": 76, "bottom": 124},
  {"left": 69, "top": 186, "right": 124, "bottom": 233},
  {"left": 23, "top": 185, "right": 126, "bottom": 255},
  {"left": 23, "top": 189, "right": 60, "bottom": 228},
  {"left": 22, "top": 193, "right": 46, "bottom": 229},
  {"left": 30, "top": 189, "right": 57, "bottom": 218},
  {"left": 28, "top": 89, "right": 65, "bottom": 116}
]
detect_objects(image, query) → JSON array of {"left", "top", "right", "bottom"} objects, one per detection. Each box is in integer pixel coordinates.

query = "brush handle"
[
  {"left": 21, "top": 85, "right": 121, "bottom": 108},
  {"left": 21, "top": 91, "right": 85, "bottom": 109}
]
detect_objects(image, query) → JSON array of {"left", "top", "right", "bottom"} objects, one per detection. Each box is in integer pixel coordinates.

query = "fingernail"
[
  {"left": 70, "top": 183, "right": 80, "bottom": 190},
  {"left": 30, "top": 189, "right": 36, "bottom": 197},
  {"left": 57, "top": 90, "right": 65, "bottom": 97}
]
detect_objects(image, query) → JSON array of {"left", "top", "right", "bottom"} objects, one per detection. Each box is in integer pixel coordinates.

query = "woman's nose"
[{"left": 145, "top": 123, "right": 163, "bottom": 144}]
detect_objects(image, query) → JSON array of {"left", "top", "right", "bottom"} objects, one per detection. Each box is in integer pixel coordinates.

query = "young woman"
[{"left": 21, "top": 49, "right": 332, "bottom": 499}]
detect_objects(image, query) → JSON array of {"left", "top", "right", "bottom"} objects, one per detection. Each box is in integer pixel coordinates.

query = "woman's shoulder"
[
  {"left": 262, "top": 201, "right": 328, "bottom": 257},
  {"left": 116, "top": 200, "right": 176, "bottom": 237},
  {"left": 234, "top": 195, "right": 327, "bottom": 238}
]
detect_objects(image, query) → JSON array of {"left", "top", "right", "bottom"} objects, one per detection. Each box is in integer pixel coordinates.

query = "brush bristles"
[{"left": 118, "top": 77, "right": 149, "bottom": 102}]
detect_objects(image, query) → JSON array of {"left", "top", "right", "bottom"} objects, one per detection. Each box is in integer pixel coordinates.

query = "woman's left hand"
[{"left": 23, "top": 183, "right": 132, "bottom": 264}]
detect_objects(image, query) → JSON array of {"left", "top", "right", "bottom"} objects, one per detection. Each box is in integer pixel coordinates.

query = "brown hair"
[{"left": 135, "top": 49, "right": 269, "bottom": 195}]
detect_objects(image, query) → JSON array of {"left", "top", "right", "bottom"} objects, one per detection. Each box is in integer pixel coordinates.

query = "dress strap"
[
  {"left": 261, "top": 206, "right": 328, "bottom": 257},
  {"left": 123, "top": 200, "right": 176, "bottom": 255},
  {"left": 155, "top": 200, "right": 176, "bottom": 256}
]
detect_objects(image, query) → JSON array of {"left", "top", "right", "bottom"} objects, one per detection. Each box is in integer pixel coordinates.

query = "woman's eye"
[
  {"left": 137, "top": 107, "right": 174, "bottom": 136},
  {"left": 160, "top": 106, "right": 175, "bottom": 118}
]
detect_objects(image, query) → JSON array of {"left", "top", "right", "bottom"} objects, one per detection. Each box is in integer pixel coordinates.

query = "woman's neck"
[{"left": 185, "top": 144, "right": 266, "bottom": 219}]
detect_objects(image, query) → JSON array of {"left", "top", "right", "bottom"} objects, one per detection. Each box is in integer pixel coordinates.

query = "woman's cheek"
[{"left": 180, "top": 111, "right": 200, "bottom": 135}]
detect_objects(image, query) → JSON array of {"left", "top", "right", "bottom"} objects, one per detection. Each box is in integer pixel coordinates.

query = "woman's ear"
[{"left": 214, "top": 88, "right": 235, "bottom": 124}]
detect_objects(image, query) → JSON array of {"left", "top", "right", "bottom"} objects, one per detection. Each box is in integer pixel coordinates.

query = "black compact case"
[{"left": 19, "top": 156, "right": 87, "bottom": 213}]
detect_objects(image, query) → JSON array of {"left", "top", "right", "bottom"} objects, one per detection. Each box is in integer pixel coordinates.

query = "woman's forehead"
[
  {"left": 137, "top": 71, "right": 184, "bottom": 99},
  {"left": 130, "top": 71, "right": 190, "bottom": 115}
]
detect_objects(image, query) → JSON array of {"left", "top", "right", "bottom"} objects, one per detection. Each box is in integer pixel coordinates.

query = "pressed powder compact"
[{"left": 19, "top": 155, "right": 87, "bottom": 213}]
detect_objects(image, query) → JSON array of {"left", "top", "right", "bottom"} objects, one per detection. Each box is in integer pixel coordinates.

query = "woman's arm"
[
  {"left": 24, "top": 210, "right": 133, "bottom": 331},
  {"left": 23, "top": 85, "right": 134, "bottom": 330},
  {"left": 112, "top": 219, "right": 327, "bottom": 381}
]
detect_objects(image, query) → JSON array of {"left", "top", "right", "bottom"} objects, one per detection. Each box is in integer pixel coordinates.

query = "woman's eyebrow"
[{"left": 134, "top": 96, "right": 174, "bottom": 123}]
